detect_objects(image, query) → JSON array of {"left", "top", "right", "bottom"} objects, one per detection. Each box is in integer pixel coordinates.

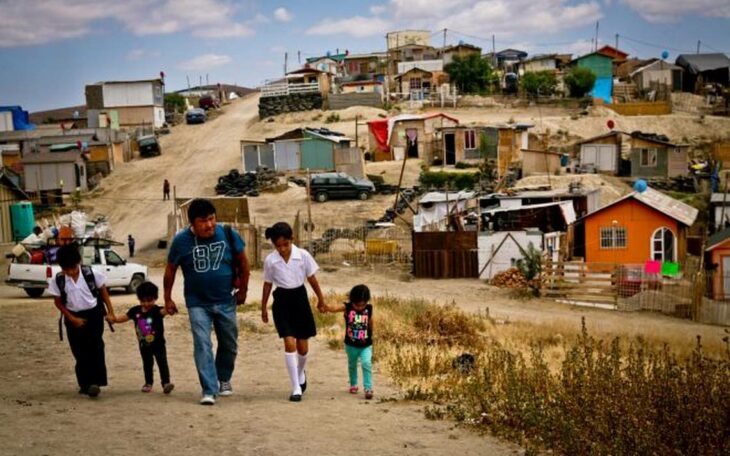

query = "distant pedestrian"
[
  {"left": 128, "top": 234, "right": 136, "bottom": 258},
  {"left": 163, "top": 179, "right": 171, "bottom": 201}
]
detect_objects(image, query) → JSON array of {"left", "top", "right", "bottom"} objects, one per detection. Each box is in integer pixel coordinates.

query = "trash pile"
[
  {"left": 12, "top": 211, "right": 115, "bottom": 263},
  {"left": 490, "top": 268, "right": 528, "bottom": 288},
  {"left": 215, "top": 167, "right": 279, "bottom": 197}
]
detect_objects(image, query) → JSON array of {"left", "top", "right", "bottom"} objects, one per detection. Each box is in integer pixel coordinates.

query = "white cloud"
[
  {"left": 620, "top": 0, "right": 730, "bottom": 22},
  {"left": 270, "top": 45, "right": 287, "bottom": 53},
  {"left": 306, "top": 16, "right": 392, "bottom": 37},
  {"left": 0, "top": 0, "right": 256, "bottom": 47},
  {"left": 252, "top": 13, "right": 270, "bottom": 24},
  {"left": 305, "top": 1, "right": 601, "bottom": 40},
  {"left": 177, "top": 53, "right": 232, "bottom": 71},
  {"left": 274, "top": 7, "right": 293, "bottom": 22},
  {"left": 126, "top": 48, "right": 161, "bottom": 60}
]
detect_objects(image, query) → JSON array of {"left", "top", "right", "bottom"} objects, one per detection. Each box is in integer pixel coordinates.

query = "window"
[
  {"left": 464, "top": 130, "right": 476, "bottom": 150},
  {"left": 600, "top": 226, "right": 627, "bottom": 249},
  {"left": 640, "top": 148, "right": 657, "bottom": 167},
  {"left": 105, "top": 250, "right": 124, "bottom": 266},
  {"left": 651, "top": 227, "right": 675, "bottom": 262},
  {"left": 409, "top": 77, "right": 422, "bottom": 90}
]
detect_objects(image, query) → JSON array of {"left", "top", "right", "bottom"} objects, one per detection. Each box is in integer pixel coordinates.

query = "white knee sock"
[
  {"left": 285, "top": 352, "right": 302, "bottom": 395},
  {"left": 297, "top": 353, "right": 308, "bottom": 384}
]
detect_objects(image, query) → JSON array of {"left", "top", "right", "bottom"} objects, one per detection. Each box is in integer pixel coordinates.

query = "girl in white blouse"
[{"left": 261, "top": 222, "right": 326, "bottom": 402}]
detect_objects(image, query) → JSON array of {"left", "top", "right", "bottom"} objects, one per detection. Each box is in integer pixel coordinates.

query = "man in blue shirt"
[{"left": 164, "top": 198, "right": 250, "bottom": 405}]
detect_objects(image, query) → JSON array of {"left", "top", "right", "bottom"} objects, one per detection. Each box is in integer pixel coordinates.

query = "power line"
[{"left": 618, "top": 35, "right": 695, "bottom": 53}]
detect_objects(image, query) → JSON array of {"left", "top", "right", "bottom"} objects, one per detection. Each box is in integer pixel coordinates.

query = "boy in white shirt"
[{"left": 48, "top": 244, "right": 117, "bottom": 397}]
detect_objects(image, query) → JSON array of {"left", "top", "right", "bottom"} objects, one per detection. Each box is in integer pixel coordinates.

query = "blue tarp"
[
  {"left": 0, "top": 106, "right": 35, "bottom": 130},
  {"left": 590, "top": 77, "right": 612, "bottom": 104}
]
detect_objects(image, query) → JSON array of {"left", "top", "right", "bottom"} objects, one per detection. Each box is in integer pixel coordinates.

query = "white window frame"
[
  {"left": 464, "top": 129, "right": 476, "bottom": 150},
  {"left": 651, "top": 227, "right": 676, "bottom": 262},
  {"left": 600, "top": 226, "right": 627, "bottom": 249}
]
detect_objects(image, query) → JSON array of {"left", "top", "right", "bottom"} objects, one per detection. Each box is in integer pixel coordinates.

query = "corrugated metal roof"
[
  {"left": 419, "top": 191, "right": 475, "bottom": 204},
  {"left": 707, "top": 227, "right": 730, "bottom": 251},
  {"left": 676, "top": 53, "right": 730, "bottom": 74},
  {"left": 583, "top": 187, "right": 698, "bottom": 226},
  {"left": 711, "top": 193, "right": 730, "bottom": 203}
]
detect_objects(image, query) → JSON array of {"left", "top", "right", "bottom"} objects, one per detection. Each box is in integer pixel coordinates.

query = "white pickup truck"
[{"left": 6, "top": 247, "right": 148, "bottom": 298}]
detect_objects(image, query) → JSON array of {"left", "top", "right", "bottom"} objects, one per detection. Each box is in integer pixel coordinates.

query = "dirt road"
[{"left": 0, "top": 279, "right": 518, "bottom": 456}]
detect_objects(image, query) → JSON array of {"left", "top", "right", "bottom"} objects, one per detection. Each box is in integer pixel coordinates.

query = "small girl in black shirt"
[
  {"left": 112, "top": 282, "right": 174, "bottom": 394},
  {"left": 324, "top": 284, "right": 374, "bottom": 399}
]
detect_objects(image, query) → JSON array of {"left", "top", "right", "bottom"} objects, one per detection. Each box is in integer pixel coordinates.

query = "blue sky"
[{"left": 1, "top": 0, "right": 728, "bottom": 112}]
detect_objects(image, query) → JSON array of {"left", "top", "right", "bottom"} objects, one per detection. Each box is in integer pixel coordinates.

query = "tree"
[
  {"left": 521, "top": 71, "right": 557, "bottom": 98},
  {"left": 564, "top": 67, "right": 596, "bottom": 98},
  {"left": 444, "top": 54, "right": 498, "bottom": 94},
  {"left": 164, "top": 93, "right": 186, "bottom": 113}
]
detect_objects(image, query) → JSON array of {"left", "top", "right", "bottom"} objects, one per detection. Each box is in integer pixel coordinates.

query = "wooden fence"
[
  {"left": 542, "top": 261, "right": 617, "bottom": 307},
  {"left": 413, "top": 231, "right": 478, "bottom": 279},
  {"left": 260, "top": 82, "right": 319, "bottom": 98},
  {"left": 607, "top": 101, "right": 672, "bottom": 116}
]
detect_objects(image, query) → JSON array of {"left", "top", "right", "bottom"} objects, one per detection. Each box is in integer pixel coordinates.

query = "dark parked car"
[
  {"left": 186, "top": 108, "right": 206, "bottom": 124},
  {"left": 137, "top": 135, "right": 161, "bottom": 157},
  {"left": 309, "top": 172, "right": 375, "bottom": 202},
  {"left": 199, "top": 95, "right": 220, "bottom": 110}
]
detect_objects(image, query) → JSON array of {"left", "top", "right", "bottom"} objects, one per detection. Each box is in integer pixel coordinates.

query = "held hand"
[
  {"left": 105, "top": 314, "right": 116, "bottom": 325},
  {"left": 165, "top": 299, "right": 178, "bottom": 316},
  {"left": 236, "top": 289, "right": 248, "bottom": 306},
  {"left": 261, "top": 308, "right": 269, "bottom": 324},
  {"left": 70, "top": 316, "right": 87, "bottom": 328},
  {"left": 317, "top": 300, "right": 327, "bottom": 313}
]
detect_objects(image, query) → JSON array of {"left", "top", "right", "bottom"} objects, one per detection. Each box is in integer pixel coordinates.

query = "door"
[
  {"left": 406, "top": 129, "right": 419, "bottom": 158},
  {"left": 723, "top": 256, "right": 730, "bottom": 300},
  {"left": 99, "top": 249, "right": 129, "bottom": 287},
  {"left": 597, "top": 145, "right": 617, "bottom": 172},
  {"left": 445, "top": 133, "right": 456, "bottom": 165},
  {"left": 582, "top": 145, "right": 598, "bottom": 166},
  {"left": 275, "top": 141, "right": 300, "bottom": 171},
  {"left": 259, "top": 143, "right": 275, "bottom": 169},
  {"left": 243, "top": 145, "right": 260, "bottom": 172}
]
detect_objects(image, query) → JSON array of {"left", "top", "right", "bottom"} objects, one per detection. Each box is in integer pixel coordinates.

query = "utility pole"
[
  {"left": 284, "top": 52, "right": 288, "bottom": 75},
  {"left": 697, "top": 40, "right": 701, "bottom": 54},
  {"left": 594, "top": 21, "right": 599, "bottom": 51},
  {"left": 492, "top": 34, "right": 496, "bottom": 67},
  {"left": 186, "top": 75, "right": 191, "bottom": 92},
  {"left": 615, "top": 33, "right": 619, "bottom": 50},
  {"left": 442, "top": 28, "right": 447, "bottom": 51},
  {"left": 298, "top": 50, "right": 301, "bottom": 64},
  {"left": 385, "top": 33, "right": 391, "bottom": 99},
  {"left": 206, "top": 73, "right": 209, "bottom": 86}
]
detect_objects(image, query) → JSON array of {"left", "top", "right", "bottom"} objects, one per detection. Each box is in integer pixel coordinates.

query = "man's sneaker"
[
  {"left": 219, "top": 381, "right": 233, "bottom": 396},
  {"left": 87, "top": 385, "right": 100, "bottom": 398},
  {"left": 200, "top": 395, "right": 216, "bottom": 406},
  {"left": 163, "top": 383, "right": 175, "bottom": 394}
]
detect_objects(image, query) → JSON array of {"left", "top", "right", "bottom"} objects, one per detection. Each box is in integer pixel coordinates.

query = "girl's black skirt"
[{"left": 272, "top": 285, "right": 317, "bottom": 339}]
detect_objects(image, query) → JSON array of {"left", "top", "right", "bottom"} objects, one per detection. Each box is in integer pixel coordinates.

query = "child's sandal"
[
  {"left": 365, "top": 389, "right": 374, "bottom": 400},
  {"left": 349, "top": 386, "right": 358, "bottom": 394},
  {"left": 141, "top": 384, "right": 153, "bottom": 393}
]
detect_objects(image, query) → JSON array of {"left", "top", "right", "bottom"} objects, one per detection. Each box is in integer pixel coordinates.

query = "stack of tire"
[{"left": 214, "top": 166, "right": 278, "bottom": 197}]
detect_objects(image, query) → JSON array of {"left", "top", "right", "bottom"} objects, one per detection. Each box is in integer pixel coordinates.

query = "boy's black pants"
[
  {"left": 65, "top": 304, "right": 107, "bottom": 389},
  {"left": 139, "top": 342, "right": 170, "bottom": 385}
]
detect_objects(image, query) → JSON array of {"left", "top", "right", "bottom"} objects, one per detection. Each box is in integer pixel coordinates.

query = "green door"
[{"left": 300, "top": 139, "right": 334, "bottom": 170}]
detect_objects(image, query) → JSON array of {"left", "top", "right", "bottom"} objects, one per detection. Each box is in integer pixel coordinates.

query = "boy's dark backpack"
[
  {"left": 223, "top": 225, "right": 243, "bottom": 291},
  {"left": 55, "top": 265, "right": 106, "bottom": 341}
]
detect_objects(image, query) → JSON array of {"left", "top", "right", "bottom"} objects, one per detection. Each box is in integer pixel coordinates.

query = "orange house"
[
  {"left": 706, "top": 228, "right": 730, "bottom": 300},
  {"left": 577, "top": 187, "right": 698, "bottom": 264}
]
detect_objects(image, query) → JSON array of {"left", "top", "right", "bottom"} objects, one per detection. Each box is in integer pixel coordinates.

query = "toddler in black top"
[{"left": 112, "top": 282, "right": 174, "bottom": 394}]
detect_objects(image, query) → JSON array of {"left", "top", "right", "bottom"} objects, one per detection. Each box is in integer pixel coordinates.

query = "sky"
[{"left": 1, "top": 0, "right": 729, "bottom": 112}]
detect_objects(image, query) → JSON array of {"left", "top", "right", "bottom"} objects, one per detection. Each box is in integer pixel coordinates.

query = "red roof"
[{"left": 597, "top": 45, "right": 629, "bottom": 60}]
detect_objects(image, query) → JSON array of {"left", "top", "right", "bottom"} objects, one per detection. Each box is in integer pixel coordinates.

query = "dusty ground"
[{"left": 5, "top": 94, "right": 730, "bottom": 454}]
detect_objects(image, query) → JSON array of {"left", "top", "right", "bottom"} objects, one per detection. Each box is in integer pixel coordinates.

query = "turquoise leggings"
[{"left": 345, "top": 344, "right": 373, "bottom": 390}]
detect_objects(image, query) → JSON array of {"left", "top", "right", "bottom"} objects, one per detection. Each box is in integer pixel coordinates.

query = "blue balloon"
[
  {"left": 661, "top": 50, "right": 669, "bottom": 60},
  {"left": 633, "top": 179, "right": 648, "bottom": 193}
]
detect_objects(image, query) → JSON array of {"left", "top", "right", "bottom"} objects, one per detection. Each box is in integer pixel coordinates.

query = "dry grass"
[{"left": 314, "top": 293, "right": 730, "bottom": 454}]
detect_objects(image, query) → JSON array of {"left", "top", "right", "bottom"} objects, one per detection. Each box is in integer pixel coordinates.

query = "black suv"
[{"left": 309, "top": 172, "right": 375, "bottom": 202}]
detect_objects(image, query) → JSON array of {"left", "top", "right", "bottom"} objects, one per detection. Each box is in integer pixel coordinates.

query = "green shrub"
[
  {"left": 521, "top": 71, "right": 557, "bottom": 98},
  {"left": 325, "top": 112, "right": 340, "bottom": 123},
  {"left": 564, "top": 67, "right": 596, "bottom": 98},
  {"left": 419, "top": 171, "right": 479, "bottom": 190},
  {"left": 454, "top": 161, "right": 478, "bottom": 169}
]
